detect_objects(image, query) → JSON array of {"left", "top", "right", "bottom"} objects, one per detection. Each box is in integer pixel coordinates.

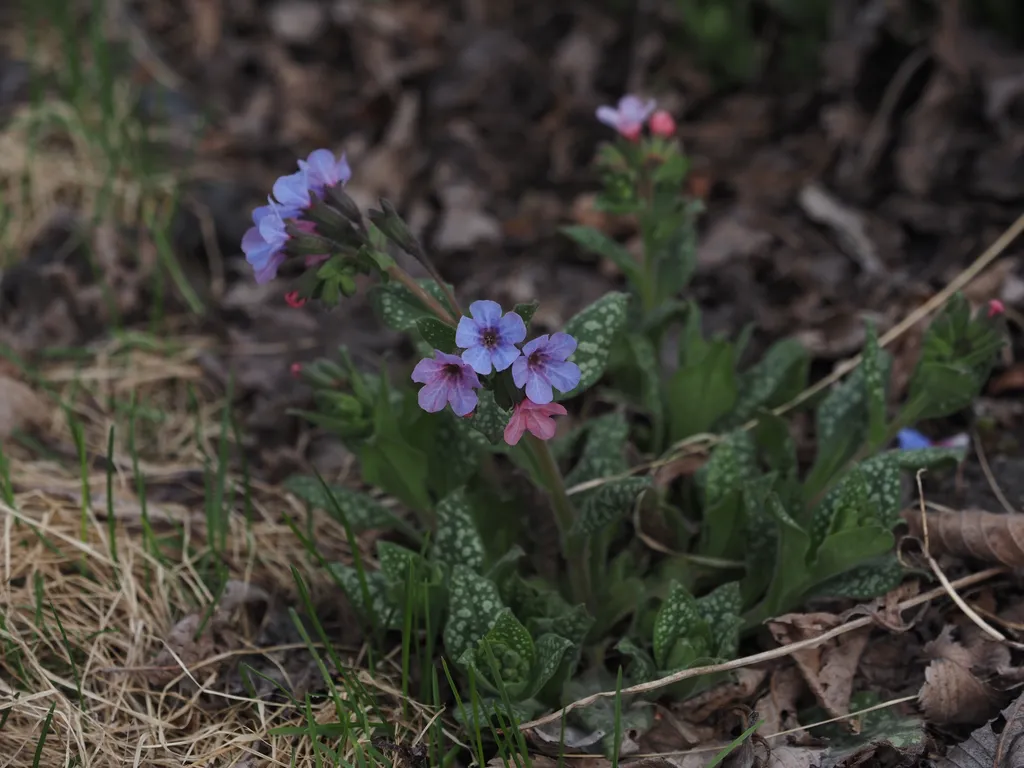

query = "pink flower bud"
[
  {"left": 290, "top": 362, "right": 302, "bottom": 378},
  {"left": 989, "top": 299, "right": 1006, "bottom": 318},
  {"left": 284, "top": 291, "right": 307, "bottom": 308},
  {"left": 649, "top": 110, "right": 676, "bottom": 137}
]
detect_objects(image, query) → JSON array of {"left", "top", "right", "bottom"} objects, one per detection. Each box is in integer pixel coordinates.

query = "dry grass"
[{"left": 0, "top": 346, "right": 428, "bottom": 767}]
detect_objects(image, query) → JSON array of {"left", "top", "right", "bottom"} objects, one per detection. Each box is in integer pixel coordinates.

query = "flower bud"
[
  {"left": 649, "top": 110, "right": 676, "bottom": 137},
  {"left": 368, "top": 199, "right": 423, "bottom": 259}
]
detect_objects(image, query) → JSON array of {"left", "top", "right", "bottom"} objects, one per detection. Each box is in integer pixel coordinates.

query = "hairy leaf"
[
  {"left": 443, "top": 565, "right": 504, "bottom": 662},
  {"left": 572, "top": 476, "right": 652, "bottom": 537},
  {"left": 558, "top": 292, "right": 631, "bottom": 401},
  {"left": 434, "top": 487, "right": 486, "bottom": 572},
  {"left": 725, "top": 338, "right": 809, "bottom": 427},
  {"left": 416, "top": 316, "right": 458, "bottom": 354},
  {"left": 653, "top": 581, "right": 708, "bottom": 670},
  {"left": 473, "top": 608, "right": 535, "bottom": 695},
  {"left": 371, "top": 279, "right": 449, "bottom": 332},
  {"left": 466, "top": 390, "right": 511, "bottom": 446}
]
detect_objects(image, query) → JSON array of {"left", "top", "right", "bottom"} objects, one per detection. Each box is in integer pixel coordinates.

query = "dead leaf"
[
  {"left": 767, "top": 613, "right": 870, "bottom": 719},
  {"left": 797, "top": 183, "right": 884, "bottom": 276},
  {"left": 900, "top": 507, "right": 1024, "bottom": 566},
  {"left": 919, "top": 627, "right": 1004, "bottom": 726},
  {"left": 678, "top": 668, "right": 767, "bottom": 723},
  {"left": 0, "top": 374, "right": 49, "bottom": 440},
  {"left": 937, "top": 687, "right": 1024, "bottom": 767},
  {"left": 753, "top": 665, "right": 806, "bottom": 737},
  {"left": 988, "top": 364, "right": 1024, "bottom": 395},
  {"left": 696, "top": 207, "right": 773, "bottom": 270}
]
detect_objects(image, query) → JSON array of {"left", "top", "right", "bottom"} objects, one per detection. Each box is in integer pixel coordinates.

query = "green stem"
[
  {"left": 386, "top": 265, "right": 457, "bottom": 325},
  {"left": 525, "top": 434, "right": 591, "bottom": 607}
]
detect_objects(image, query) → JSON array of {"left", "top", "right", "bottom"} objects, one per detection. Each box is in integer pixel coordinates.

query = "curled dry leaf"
[
  {"left": 919, "top": 627, "right": 1005, "bottom": 726},
  {"left": 0, "top": 373, "right": 49, "bottom": 441},
  {"left": 753, "top": 665, "right": 807, "bottom": 739},
  {"left": 767, "top": 613, "right": 870, "bottom": 720},
  {"left": 678, "top": 668, "right": 767, "bottom": 723},
  {"left": 937, "top": 688, "right": 1024, "bottom": 767},
  {"left": 900, "top": 507, "right": 1024, "bottom": 567}
]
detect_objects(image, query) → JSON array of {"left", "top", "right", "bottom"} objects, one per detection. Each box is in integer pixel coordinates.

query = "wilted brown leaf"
[
  {"left": 0, "top": 374, "right": 49, "bottom": 440},
  {"left": 937, "top": 688, "right": 1024, "bottom": 767},
  {"left": 753, "top": 666, "right": 806, "bottom": 737},
  {"left": 901, "top": 507, "right": 1024, "bottom": 566},
  {"left": 767, "top": 613, "right": 869, "bottom": 719},
  {"left": 919, "top": 627, "right": 1004, "bottom": 726},
  {"left": 678, "top": 668, "right": 767, "bottom": 723}
]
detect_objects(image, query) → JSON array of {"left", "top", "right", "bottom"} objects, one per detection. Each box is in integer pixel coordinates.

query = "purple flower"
[
  {"left": 512, "top": 333, "right": 581, "bottom": 405},
  {"left": 299, "top": 149, "right": 352, "bottom": 197},
  {"left": 242, "top": 203, "right": 292, "bottom": 283},
  {"left": 896, "top": 428, "right": 969, "bottom": 451},
  {"left": 596, "top": 95, "right": 657, "bottom": 140},
  {"left": 411, "top": 350, "right": 483, "bottom": 416},
  {"left": 272, "top": 170, "right": 313, "bottom": 211},
  {"left": 455, "top": 300, "right": 526, "bottom": 375}
]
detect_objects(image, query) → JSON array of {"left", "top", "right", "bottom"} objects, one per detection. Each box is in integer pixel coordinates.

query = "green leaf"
[
  {"left": 572, "top": 476, "right": 652, "bottom": 537},
  {"left": 557, "top": 292, "right": 631, "bottom": 401},
  {"left": 283, "top": 475, "right": 399, "bottom": 531},
  {"left": 377, "top": 541, "right": 424, "bottom": 585},
  {"left": 565, "top": 412, "right": 630, "bottom": 487},
  {"left": 753, "top": 493, "right": 815, "bottom": 621},
  {"left": 443, "top": 565, "right": 505, "bottom": 663},
  {"left": 752, "top": 409, "right": 798, "bottom": 479},
  {"left": 466, "top": 390, "right": 510, "bottom": 446},
  {"left": 809, "top": 526, "right": 895, "bottom": 588},
  {"left": 564, "top": 670, "right": 656, "bottom": 757},
  {"left": 653, "top": 581, "right": 707, "bottom": 670},
  {"left": 359, "top": 437, "right": 432, "bottom": 512},
  {"left": 473, "top": 608, "right": 535, "bottom": 696},
  {"left": 903, "top": 293, "right": 1005, "bottom": 422},
  {"left": 893, "top": 445, "right": 966, "bottom": 470},
  {"left": 724, "top": 338, "right": 810, "bottom": 427},
  {"left": 513, "top": 301, "right": 539, "bottom": 330},
  {"left": 667, "top": 339, "right": 738, "bottom": 441},
  {"left": 627, "top": 333, "right": 665, "bottom": 445},
  {"left": 560, "top": 225, "right": 643, "bottom": 286},
  {"left": 654, "top": 199, "right": 701, "bottom": 301},
  {"left": 523, "top": 633, "right": 575, "bottom": 700},
  {"left": 862, "top": 322, "right": 891, "bottom": 450},
  {"left": 433, "top": 487, "right": 486, "bottom": 572},
  {"left": 809, "top": 555, "right": 906, "bottom": 600},
  {"left": 803, "top": 367, "right": 868, "bottom": 501},
  {"left": 416, "top": 316, "right": 458, "bottom": 353},
  {"left": 615, "top": 638, "right": 656, "bottom": 684},
  {"left": 704, "top": 430, "right": 758, "bottom": 507},
  {"left": 370, "top": 280, "right": 448, "bottom": 332},
  {"left": 329, "top": 565, "right": 394, "bottom": 627}
]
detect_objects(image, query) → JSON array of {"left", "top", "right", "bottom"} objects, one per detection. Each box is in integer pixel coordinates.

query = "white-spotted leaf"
[
  {"left": 433, "top": 487, "right": 486, "bottom": 572},
  {"left": 443, "top": 565, "right": 505, "bottom": 663},
  {"left": 557, "top": 292, "right": 630, "bottom": 401}
]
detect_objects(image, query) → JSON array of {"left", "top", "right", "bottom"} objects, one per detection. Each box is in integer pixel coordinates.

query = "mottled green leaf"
[
  {"left": 615, "top": 638, "right": 656, "bottom": 684},
  {"left": 653, "top": 581, "right": 706, "bottom": 669},
  {"left": 628, "top": 333, "right": 665, "bottom": 443},
  {"left": 557, "top": 292, "right": 631, "bottom": 401},
  {"left": 695, "top": 581, "right": 743, "bottom": 658},
  {"left": 803, "top": 367, "right": 868, "bottom": 501},
  {"left": 377, "top": 541, "right": 424, "bottom": 585},
  {"left": 809, "top": 555, "right": 906, "bottom": 600},
  {"left": 704, "top": 430, "right": 758, "bottom": 507},
  {"left": 466, "top": 390, "right": 510, "bottom": 446},
  {"left": 565, "top": 671, "right": 656, "bottom": 757},
  {"left": 328, "top": 564, "right": 394, "bottom": 627},
  {"left": 474, "top": 608, "right": 535, "bottom": 694},
  {"left": 809, "top": 526, "right": 895, "bottom": 588},
  {"left": 667, "top": 339, "right": 738, "bottom": 441},
  {"left": 371, "top": 279, "right": 448, "bottom": 332},
  {"left": 565, "top": 412, "right": 631, "bottom": 488},
  {"left": 433, "top": 487, "right": 486, "bottom": 572},
  {"left": 416, "top": 316, "right": 457, "bottom": 353},
  {"left": 523, "top": 633, "right": 575, "bottom": 700},
  {"left": 283, "top": 475, "right": 400, "bottom": 531},
  {"left": 572, "top": 476, "right": 652, "bottom": 537},
  {"left": 725, "top": 338, "right": 809, "bottom": 427},
  {"left": 513, "top": 301, "right": 539, "bottom": 330},
  {"left": 893, "top": 445, "right": 966, "bottom": 470},
  {"left": 430, "top": 413, "right": 483, "bottom": 495},
  {"left": 561, "top": 225, "right": 643, "bottom": 286},
  {"left": 443, "top": 565, "right": 505, "bottom": 662},
  {"left": 862, "top": 322, "right": 891, "bottom": 450}
]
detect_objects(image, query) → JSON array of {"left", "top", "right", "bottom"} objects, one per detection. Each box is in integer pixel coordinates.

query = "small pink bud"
[
  {"left": 649, "top": 110, "right": 676, "bottom": 137},
  {"left": 988, "top": 299, "right": 1006, "bottom": 317},
  {"left": 284, "top": 291, "right": 307, "bottom": 308},
  {"left": 290, "top": 362, "right": 302, "bottom": 378},
  {"left": 620, "top": 123, "right": 642, "bottom": 142}
]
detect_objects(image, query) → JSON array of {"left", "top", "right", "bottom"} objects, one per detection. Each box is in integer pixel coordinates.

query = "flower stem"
[
  {"left": 386, "top": 265, "right": 457, "bottom": 325},
  {"left": 525, "top": 434, "right": 591, "bottom": 607}
]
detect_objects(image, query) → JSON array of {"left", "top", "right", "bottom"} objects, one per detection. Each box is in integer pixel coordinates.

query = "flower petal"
[
  {"left": 543, "top": 360, "right": 581, "bottom": 393},
  {"left": 504, "top": 410, "right": 527, "bottom": 446},
  {"left": 448, "top": 385, "right": 479, "bottom": 417},
  {"left": 253, "top": 252, "right": 286, "bottom": 284},
  {"left": 543, "top": 332, "right": 577, "bottom": 360},
  {"left": 490, "top": 343, "right": 521, "bottom": 373},
  {"left": 455, "top": 315, "right": 482, "bottom": 349},
  {"left": 596, "top": 105, "right": 621, "bottom": 128},
  {"left": 896, "top": 428, "right": 932, "bottom": 451},
  {"left": 525, "top": 374, "right": 554, "bottom": 405},
  {"left": 272, "top": 171, "right": 310, "bottom": 209},
  {"left": 461, "top": 345, "right": 493, "bottom": 375},
  {"left": 469, "top": 299, "right": 502, "bottom": 326},
  {"left": 511, "top": 356, "right": 529, "bottom": 389},
  {"left": 521, "top": 335, "right": 547, "bottom": 357},
  {"left": 417, "top": 380, "right": 449, "bottom": 412},
  {"left": 411, "top": 357, "right": 443, "bottom": 384},
  {"left": 525, "top": 410, "right": 557, "bottom": 441},
  {"left": 498, "top": 312, "right": 527, "bottom": 344}
]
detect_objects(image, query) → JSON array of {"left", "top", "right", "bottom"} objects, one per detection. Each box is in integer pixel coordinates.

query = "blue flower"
[
  {"left": 411, "top": 350, "right": 483, "bottom": 416},
  {"left": 455, "top": 300, "right": 527, "bottom": 375},
  {"left": 272, "top": 170, "right": 312, "bottom": 211},
  {"left": 512, "top": 333, "right": 581, "bottom": 404},
  {"left": 299, "top": 149, "right": 351, "bottom": 197},
  {"left": 896, "top": 428, "right": 933, "bottom": 450},
  {"left": 241, "top": 202, "right": 293, "bottom": 284}
]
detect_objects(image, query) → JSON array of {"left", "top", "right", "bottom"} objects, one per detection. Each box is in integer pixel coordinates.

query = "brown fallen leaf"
[
  {"left": 678, "top": 668, "right": 767, "bottom": 723},
  {"left": 753, "top": 665, "right": 806, "bottom": 739},
  {"left": 919, "top": 627, "right": 1004, "bottom": 726},
  {"left": 988, "top": 363, "right": 1024, "bottom": 395},
  {"left": 0, "top": 373, "right": 49, "bottom": 441},
  {"left": 767, "top": 613, "right": 870, "bottom": 719},
  {"left": 900, "top": 507, "right": 1024, "bottom": 566},
  {"left": 937, "top": 688, "right": 1024, "bottom": 767}
]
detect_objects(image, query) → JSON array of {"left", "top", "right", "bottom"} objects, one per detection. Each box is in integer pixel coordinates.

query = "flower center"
[
  {"left": 443, "top": 363, "right": 462, "bottom": 378},
  {"left": 528, "top": 351, "right": 545, "bottom": 367},
  {"left": 482, "top": 329, "right": 498, "bottom": 348}
]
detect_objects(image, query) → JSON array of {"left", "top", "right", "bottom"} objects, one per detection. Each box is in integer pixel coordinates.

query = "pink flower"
[
  {"left": 989, "top": 299, "right": 1006, "bottom": 318},
  {"left": 503, "top": 398, "right": 568, "bottom": 446},
  {"left": 596, "top": 95, "right": 657, "bottom": 141},
  {"left": 290, "top": 362, "right": 302, "bottom": 378},
  {"left": 284, "top": 291, "right": 306, "bottom": 308},
  {"left": 649, "top": 110, "right": 676, "bottom": 137}
]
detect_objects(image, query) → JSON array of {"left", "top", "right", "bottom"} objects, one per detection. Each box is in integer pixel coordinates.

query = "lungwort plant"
[{"left": 244, "top": 100, "right": 1006, "bottom": 747}]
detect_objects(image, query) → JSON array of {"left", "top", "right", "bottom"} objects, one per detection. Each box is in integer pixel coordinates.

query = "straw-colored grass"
[{"left": 0, "top": 345, "right": 425, "bottom": 767}]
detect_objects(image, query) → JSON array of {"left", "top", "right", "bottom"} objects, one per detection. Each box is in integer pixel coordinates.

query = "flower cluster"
[
  {"left": 411, "top": 300, "right": 581, "bottom": 445},
  {"left": 596, "top": 95, "right": 676, "bottom": 141},
  {"left": 241, "top": 149, "right": 352, "bottom": 284}
]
